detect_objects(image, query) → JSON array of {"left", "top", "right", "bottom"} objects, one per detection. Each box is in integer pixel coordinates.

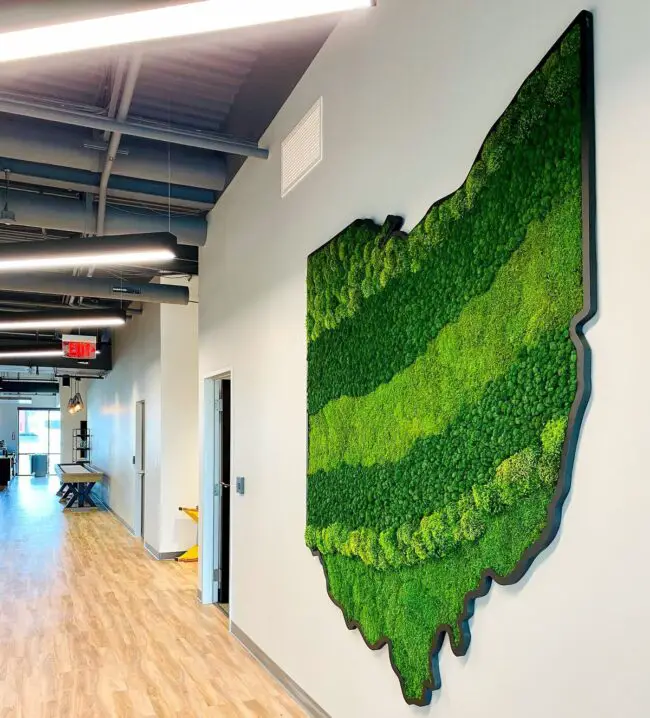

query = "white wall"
[
  {"left": 87, "top": 280, "right": 199, "bottom": 555},
  {"left": 0, "top": 403, "right": 22, "bottom": 452},
  {"left": 159, "top": 277, "right": 200, "bottom": 554},
  {"left": 198, "top": 1, "right": 650, "bottom": 716},
  {"left": 88, "top": 304, "right": 162, "bottom": 541}
]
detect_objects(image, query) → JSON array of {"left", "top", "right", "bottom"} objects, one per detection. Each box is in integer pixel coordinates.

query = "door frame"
[
  {"left": 133, "top": 400, "right": 146, "bottom": 539},
  {"left": 200, "top": 369, "right": 232, "bottom": 607}
]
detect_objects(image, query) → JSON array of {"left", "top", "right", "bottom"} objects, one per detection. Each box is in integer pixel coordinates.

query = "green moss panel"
[
  {"left": 323, "top": 485, "right": 553, "bottom": 700},
  {"left": 307, "top": 32, "right": 581, "bottom": 416},
  {"left": 306, "top": 16, "right": 592, "bottom": 706},
  {"left": 307, "top": 416, "right": 567, "bottom": 569},
  {"left": 308, "top": 193, "right": 582, "bottom": 475},
  {"left": 306, "top": 28, "right": 580, "bottom": 345},
  {"left": 308, "top": 329, "right": 576, "bottom": 530}
]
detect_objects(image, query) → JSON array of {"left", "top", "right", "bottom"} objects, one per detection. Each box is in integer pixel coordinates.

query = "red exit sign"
[{"left": 62, "top": 334, "right": 97, "bottom": 360}]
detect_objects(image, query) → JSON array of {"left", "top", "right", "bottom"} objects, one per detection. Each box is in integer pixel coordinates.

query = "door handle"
[{"left": 220, "top": 482, "right": 230, "bottom": 488}]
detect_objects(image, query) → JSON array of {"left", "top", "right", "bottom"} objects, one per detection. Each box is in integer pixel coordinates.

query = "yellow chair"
[{"left": 177, "top": 506, "right": 199, "bottom": 562}]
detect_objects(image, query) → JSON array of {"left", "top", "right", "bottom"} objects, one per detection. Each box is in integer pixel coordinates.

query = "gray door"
[{"left": 135, "top": 400, "right": 145, "bottom": 538}]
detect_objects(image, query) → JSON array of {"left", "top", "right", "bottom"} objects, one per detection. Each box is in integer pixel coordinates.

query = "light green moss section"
[
  {"left": 307, "top": 417, "right": 566, "bottom": 569},
  {"left": 308, "top": 194, "right": 582, "bottom": 475}
]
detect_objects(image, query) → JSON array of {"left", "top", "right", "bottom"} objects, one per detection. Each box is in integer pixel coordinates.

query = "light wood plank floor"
[{"left": 0, "top": 476, "right": 305, "bottom": 718}]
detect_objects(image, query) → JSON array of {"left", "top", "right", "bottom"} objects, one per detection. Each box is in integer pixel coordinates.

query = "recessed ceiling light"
[{"left": 0, "top": 1, "right": 375, "bottom": 63}]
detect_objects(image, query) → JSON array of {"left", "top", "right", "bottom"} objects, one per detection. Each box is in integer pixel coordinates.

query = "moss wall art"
[{"left": 305, "top": 11, "right": 596, "bottom": 706}]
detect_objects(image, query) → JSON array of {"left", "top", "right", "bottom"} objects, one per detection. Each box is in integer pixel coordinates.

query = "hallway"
[{"left": 0, "top": 478, "right": 304, "bottom": 718}]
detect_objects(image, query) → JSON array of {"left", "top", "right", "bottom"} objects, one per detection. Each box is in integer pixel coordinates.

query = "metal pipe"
[
  {"left": 0, "top": 274, "right": 189, "bottom": 305},
  {"left": 86, "top": 57, "right": 142, "bottom": 305},
  {"left": 97, "top": 54, "right": 142, "bottom": 237},
  {"left": 0, "top": 96, "right": 269, "bottom": 159},
  {"left": 103, "top": 57, "right": 128, "bottom": 142}
]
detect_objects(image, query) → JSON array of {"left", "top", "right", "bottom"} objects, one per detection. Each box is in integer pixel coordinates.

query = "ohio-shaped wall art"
[{"left": 306, "top": 11, "right": 595, "bottom": 706}]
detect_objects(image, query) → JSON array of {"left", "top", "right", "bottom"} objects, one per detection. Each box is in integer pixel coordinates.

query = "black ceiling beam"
[
  {"left": 0, "top": 353, "right": 112, "bottom": 371},
  {"left": 0, "top": 341, "right": 112, "bottom": 371}
]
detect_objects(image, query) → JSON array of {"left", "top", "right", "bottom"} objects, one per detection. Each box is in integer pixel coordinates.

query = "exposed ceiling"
[{"left": 0, "top": 1, "right": 336, "bottom": 376}]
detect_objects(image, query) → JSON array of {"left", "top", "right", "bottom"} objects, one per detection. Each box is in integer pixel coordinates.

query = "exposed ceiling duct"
[
  {"left": 0, "top": 273, "right": 189, "bottom": 305},
  {"left": 0, "top": 116, "right": 226, "bottom": 191},
  {"left": 0, "top": 189, "right": 206, "bottom": 245}
]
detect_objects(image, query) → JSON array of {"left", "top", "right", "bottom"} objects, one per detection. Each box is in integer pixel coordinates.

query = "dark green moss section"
[
  {"left": 324, "top": 484, "right": 553, "bottom": 700},
  {"left": 308, "top": 330, "right": 577, "bottom": 531},
  {"left": 307, "top": 38, "right": 580, "bottom": 416}
]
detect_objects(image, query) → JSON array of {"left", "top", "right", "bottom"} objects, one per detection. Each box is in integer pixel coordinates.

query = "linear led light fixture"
[
  {"left": 0, "top": 232, "right": 177, "bottom": 272},
  {"left": 0, "top": 309, "right": 126, "bottom": 331},
  {"left": 0, "top": 347, "right": 101, "bottom": 359},
  {"left": 0, "top": 348, "right": 63, "bottom": 359},
  {"left": 0, "top": 1, "right": 375, "bottom": 63}
]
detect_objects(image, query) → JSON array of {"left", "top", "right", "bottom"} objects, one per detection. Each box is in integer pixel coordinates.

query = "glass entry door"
[{"left": 17, "top": 409, "right": 61, "bottom": 476}]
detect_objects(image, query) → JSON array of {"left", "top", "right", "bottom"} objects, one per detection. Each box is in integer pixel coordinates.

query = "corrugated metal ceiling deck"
[
  {"left": 0, "top": 39, "right": 260, "bottom": 133},
  {"left": 132, "top": 43, "right": 259, "bottom": 132}
]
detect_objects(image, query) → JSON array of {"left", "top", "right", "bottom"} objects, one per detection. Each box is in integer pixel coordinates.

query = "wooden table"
[{"left": 55, "top": 462, "right": 103, "bottom": 510}]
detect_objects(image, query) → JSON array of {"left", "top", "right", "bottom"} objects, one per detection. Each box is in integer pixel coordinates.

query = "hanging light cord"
[{"left": 3, "top": 169, "right": 9, "bottom": 211}]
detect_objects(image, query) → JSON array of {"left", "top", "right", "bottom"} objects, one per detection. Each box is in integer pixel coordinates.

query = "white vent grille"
[{"left": 281, "top": 97, "right": 323, "bottom": 197}]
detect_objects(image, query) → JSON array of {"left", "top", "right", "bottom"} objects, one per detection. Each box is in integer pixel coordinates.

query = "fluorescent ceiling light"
[
  {"left": 0, "top": 1, "right": 374, "bottom": 63},
  {"left": 0, "top": 232, "right": 177, "bottom": 273},
  {"left": 0, "top": 318, "right": 124, "bottom": 331},
  {"left": 0, "top": 249, "right": 174, "bottom": 272},
  {"left": 0, "top": 310, "right": 126, "bottom": 331},
  {"left": 0, "top": 349, "right": 63, "bottom": 359}
]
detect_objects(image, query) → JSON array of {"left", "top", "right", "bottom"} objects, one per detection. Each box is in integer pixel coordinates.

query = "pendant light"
[
  {"left": 68, "top": 379, "right": 84, "bottom": 415},
  {"left": 0, "top": 169, "right": 16, "bottom": 226}
]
